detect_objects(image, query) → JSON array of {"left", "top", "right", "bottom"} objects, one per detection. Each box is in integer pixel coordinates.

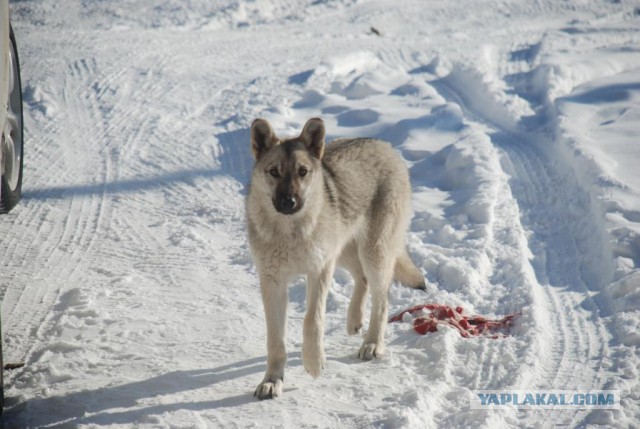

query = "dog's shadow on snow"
[{"left": 3, "top": 354, "right": 301, "bottom": 427}]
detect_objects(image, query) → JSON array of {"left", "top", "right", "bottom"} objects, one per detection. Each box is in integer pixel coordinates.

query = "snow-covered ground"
[{"left": 1, "top": 0, "right": 639, "bottom": 427}]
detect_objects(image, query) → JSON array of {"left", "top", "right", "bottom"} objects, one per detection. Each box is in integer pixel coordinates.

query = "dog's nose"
[
  {"left": 282, "top": 196, "right": 296, "bottom": 211},
  {"left": 275, "top": 194, "right": 301, "bottom": 214}
]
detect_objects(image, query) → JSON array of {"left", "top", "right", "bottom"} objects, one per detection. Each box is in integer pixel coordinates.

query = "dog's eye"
[
  {"left": 269, "top": 168, "right": 280, "bottom": 178},
  {"left": 298, "top": 167, "right": 308, "bottom": 177}
]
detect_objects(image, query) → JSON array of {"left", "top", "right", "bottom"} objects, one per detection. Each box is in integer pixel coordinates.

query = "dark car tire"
[
  {"left": 0, "top": 24, "right": 24, "bottom": 214},
  {"left": 1, "top": 315, "right": 3, "bottom": 414}
]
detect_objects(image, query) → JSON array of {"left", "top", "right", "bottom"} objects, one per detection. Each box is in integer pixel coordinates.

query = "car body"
[
  {"left": 0, "top": 2, "right": 7, "bottom": 123},
  {"left": 1, "top": 0, "right": 13, "bottom": 146},
  {"left": 1, "top": 0, "right": 24, "bottom": 413},
  {"left": 1, "top": 0, "right": 23, "bottom": 214}
]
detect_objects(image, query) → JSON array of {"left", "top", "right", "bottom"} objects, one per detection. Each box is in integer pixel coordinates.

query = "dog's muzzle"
[{"left": 274, "top": 194, "right": 302, "bottom": 215}]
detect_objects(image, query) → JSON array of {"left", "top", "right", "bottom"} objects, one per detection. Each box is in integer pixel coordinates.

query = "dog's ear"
[
  {"left": 300, "top": 118, "right": 325, "bottom": 159},
  {"left": 251, "top": 119, "right": 278, "bottom": 160}
]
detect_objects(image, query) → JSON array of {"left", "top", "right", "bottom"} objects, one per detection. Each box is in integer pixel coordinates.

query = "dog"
[{"left": 246, "top": 117, "right": 425, "bottom": 400}]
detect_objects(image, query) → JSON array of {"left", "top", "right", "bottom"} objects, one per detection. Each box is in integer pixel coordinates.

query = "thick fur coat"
[{"left": 246, "top": 118, "right": 424, "bottom": 400}]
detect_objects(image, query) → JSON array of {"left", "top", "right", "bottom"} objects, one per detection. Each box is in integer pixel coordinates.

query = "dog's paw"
[
  {"left": 347, "top": 302, "right": 364, "bottom": 336},
  {"left": 254, "top": 377, "right": 283, "bottom": 400},
  {"left": 304, "top": 355, "right": 325, "bottom": 378},
  {"left": 358, "top": 342, "right": 384, "bottom": 361},
  {"left": 302, "top": 341, "right": 326, "bottom": 378},
  {"left": 346, "top": 315, "right": 363, "bottom": 336}
]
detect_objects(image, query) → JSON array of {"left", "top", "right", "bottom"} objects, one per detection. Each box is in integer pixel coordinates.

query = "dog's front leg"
[
  {"left": 255, "top": 274, "right": 288, "bottom": 400},
  {"left": 303, "top": 262, "right": 334, "bottom": 378}
]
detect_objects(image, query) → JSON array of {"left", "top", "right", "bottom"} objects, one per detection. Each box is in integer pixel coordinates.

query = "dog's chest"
[{"left": 252, "top": 221, "right": 339, "bottom": 276}]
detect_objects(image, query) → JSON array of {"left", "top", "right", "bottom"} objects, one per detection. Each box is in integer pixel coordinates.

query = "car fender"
[{"left": 0, "top": 0, "right": 9, "bottom": 134}]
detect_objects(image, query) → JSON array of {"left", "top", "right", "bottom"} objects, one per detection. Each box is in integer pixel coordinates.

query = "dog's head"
[{"left": 250, "top": 118, "right": 325, "bottom": 216}]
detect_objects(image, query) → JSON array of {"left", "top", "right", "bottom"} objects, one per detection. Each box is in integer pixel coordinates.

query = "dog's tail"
[{"left": 394, "top": 249, "right": 426, "bottom": 291}]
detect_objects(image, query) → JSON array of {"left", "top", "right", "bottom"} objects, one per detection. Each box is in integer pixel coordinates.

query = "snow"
[{"left": 1, "top": 0, "right": 639, "bottom": 427}]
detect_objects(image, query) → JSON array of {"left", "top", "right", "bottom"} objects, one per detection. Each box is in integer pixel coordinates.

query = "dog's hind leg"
[
  {"left": 358, "top": 252, "right": 395, "bottom": 360},
  {"left": 255, "top": 274, "right": 288, "bottom": 400},
  {"left": 357, "top": 197, "right": 406, "bottom": 360},
  {"left": 339, "top": 241, "right": 369, "bottom": 335},
  {"left": 303, "top": 261, "right": 335, "bottom": 378}
]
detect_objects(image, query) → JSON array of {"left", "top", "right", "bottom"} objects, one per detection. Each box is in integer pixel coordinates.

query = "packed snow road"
[{"left": 1, "top": 1, "right": 638, "bottom": 427}]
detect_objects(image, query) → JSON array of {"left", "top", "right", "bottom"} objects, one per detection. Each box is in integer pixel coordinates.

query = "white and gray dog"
[{"left": 246, "top": 118, "right": 425, "bottom": 399}]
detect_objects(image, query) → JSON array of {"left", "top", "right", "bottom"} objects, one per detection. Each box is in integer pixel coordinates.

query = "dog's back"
[{"left": 322, "top": 138, "right": 412, "bottom": 223}]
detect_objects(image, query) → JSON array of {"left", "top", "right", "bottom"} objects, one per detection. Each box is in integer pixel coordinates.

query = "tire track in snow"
[
  {"left": 278, "top": 48, "right": 547, "bottom": 426},
  {"left": 431, "top": 55, "right": 613, "bottom": 426},
  {"left": 1, "top": 37, "right": 180, "bottom": 360},
  {"left": 1, "top": 55, "right": 116, "bottom": 363},
  {"left": 0, "top": 54, "right": 109, "bottom": 356},
  {"left": 498, "top": 136, "right": 611, "bottom": 426},
  {"left": 2, "top": 38, "right": 169, "bottom": 365}
]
